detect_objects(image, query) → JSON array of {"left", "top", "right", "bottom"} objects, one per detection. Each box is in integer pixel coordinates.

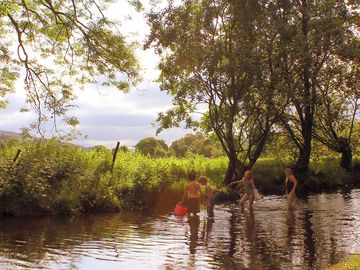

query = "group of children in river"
[{"left": 179, "top": 168, "right": 298, "bottom": 216}]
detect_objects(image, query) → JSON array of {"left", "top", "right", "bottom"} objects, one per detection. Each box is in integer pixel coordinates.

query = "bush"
[
  {"left": 251, "top": 158, "right": 288, "bottom": 194},
  {"left": 311, "top": 157, "right": 352, "bottom": 189}
]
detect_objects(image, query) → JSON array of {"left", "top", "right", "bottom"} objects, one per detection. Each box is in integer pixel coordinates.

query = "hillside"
[{"left": 0, "top": 130, "right": 21, "bottom": 141}]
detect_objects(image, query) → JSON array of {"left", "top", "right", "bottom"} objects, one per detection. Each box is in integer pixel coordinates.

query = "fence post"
[
  {"left": 111, "top": 142, "right": 120, "bottom": 172},
  {"left": 13, "top": 149, "right": 21, "bottom": 163}
]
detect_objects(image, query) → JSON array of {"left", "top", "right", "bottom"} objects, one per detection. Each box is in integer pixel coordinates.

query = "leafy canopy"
[
  {"left": 146, "top": 0, "right": 289, "bottom": 181},
  {"left": 0, "top": 0, "right": 140, "bottom": 137}
]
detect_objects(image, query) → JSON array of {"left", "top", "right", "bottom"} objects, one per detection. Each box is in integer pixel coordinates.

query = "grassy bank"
[
  {"left": 0, "top": 139, "right": 357, "bottom": 216},
  {"left": 0, "top": 139, "right": 227, "bottom": 216},
  {"left": 328, "top": 255, "right": 360, "bottom": 270}
]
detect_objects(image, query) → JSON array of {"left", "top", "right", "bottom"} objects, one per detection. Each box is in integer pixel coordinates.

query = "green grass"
[
  {"left": 0, "top": 139, "right": 228, "bottom": 216},
  {"left": 0, "top": 139, "right": 355, "bottom": 216},
  {"left": 328, "top": 255, "right": 360, "bottom": 270}
]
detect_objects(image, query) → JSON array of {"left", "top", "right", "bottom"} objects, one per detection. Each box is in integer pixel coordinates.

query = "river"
[{"left": 0, "top": 189, "right": 359, "bottom": 269}]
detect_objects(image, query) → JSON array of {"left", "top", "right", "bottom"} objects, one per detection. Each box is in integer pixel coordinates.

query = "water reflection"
[
  {"left": 287, "top": 208, "right": 296, "bottom": 247},
  {"left": 187, "top": 215, "right": 200, "bottom": 254},
  {"left": 0, "top": 190, "right": 359, "bottom": 269},
  {"left": 200, "top": 217, "right": 214, "bottom": 246},
  {"left": 303, "top": 210, "right": 316, "bottom": 268},
  {"left": 245, "top": 209, "right": 255, "bottom": 244}
]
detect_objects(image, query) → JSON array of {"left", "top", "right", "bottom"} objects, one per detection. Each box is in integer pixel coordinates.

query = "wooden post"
[
  {"left": 111, "top": 142, "right": 120, "bottom": 172},
  {"left": 13, "top": 149, "right": 21, "bottom": 163}
]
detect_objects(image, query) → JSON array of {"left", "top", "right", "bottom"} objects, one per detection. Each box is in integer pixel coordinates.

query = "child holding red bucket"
[{"left": 176, "top": 171, "right": 202, "bottom": 216}]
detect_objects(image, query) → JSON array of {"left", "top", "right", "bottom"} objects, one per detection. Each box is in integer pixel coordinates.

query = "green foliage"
[
  {"left": 0, "top": 0, "right": 140, "bottom": 136},
  {"left": 311, "top": 157, "right": 352, "bottom": 189},
  {"left": 0, "top": 139, "right": 227, "bottom": 216},
  {"left": 145, "top": 0, "right": 299, "bottom": 182},
  {"left": 328, "top": 255, "right": 360, "bottom": 270},
  {"left": 0, "top": 139, "right": 356, "bottom": 216},
  {"left": 135, "top": 137, "right": 169, "bottom": 158},
  {"left": 146, "top": 0, "right": 359, "bottom": 180},
  {"left": 0, "top": 0, "right": 20, "bottom": 16},
  {"left": 251, "top": 158, "right": 288, "bottom": 193},
  {"left": 170, "top": 132, "right": 224, "bottom": 158}
]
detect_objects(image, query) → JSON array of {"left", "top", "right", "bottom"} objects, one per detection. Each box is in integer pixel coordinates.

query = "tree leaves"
[{"left": 0, "top": 0, "right": 140, "bottom": 138}]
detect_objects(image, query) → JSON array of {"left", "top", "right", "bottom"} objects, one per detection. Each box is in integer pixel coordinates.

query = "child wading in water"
[
  {"left": 199, "top": 176, "right": 214, "bottom": 217},
  {"left": 228, "top": 170, "right": 257, "bottom": 210},
  {"left": 180, "top": 171, "right": 202, "bottom": 216},
  {"left": 285, "top": 168, "right": 297, "bottom": 208}
]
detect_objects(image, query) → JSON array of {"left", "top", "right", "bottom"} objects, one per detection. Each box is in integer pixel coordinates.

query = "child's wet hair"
[
  {"left": 187, "top": 171, "right": 196, "bottom": 181},
  {"left": 199, "top": 176, "right": 207, "bottom": 185},
  {"left": 285, "top": 168, "right": 293, "bottom": 175},
  {"left": 244, "top": 170, "right": 252, "bottom": 179}
]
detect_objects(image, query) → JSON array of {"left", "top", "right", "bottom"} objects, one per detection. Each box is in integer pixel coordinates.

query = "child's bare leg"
[
  {"left": 287, "top": 193, "right": 295, "bottom": 208},
  {"left": 240, "top": 194, "right": 249, "bottom": 208},
  {"left": 248, "top": 194, "right": 255, "bottom": 209}
]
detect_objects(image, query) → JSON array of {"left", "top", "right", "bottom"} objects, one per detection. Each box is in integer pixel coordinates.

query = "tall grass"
[
  {"left": 0, "top": 139, "right": 227, "bottom": 216},
  {"left": 0, "top": 139, "right": 355, "bottom": 216}
]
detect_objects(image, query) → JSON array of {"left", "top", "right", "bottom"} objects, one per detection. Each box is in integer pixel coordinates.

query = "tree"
[
  {"left": 313, "top": 60, "right": 359, "bottom": 171},
  {"left": 0, "top": 0, "right": 139, "bottom": 137},
  {"left": 135, "top": 137, "right": 169, "bottom": 158},
  {"left": 170, "top": 132, "right": 224, "bottom": 157},
  {"left": 146, "top": 0, "right": 288, "bottom": 183},
  {"left": 92, "top": 145, "right": 108, "bottom": 153},
  {"left": 273, "top": 0, "right": 359, "bottom": 180},
  {"left": 119, "top": 145, "right": 130, "bottom": 152}
]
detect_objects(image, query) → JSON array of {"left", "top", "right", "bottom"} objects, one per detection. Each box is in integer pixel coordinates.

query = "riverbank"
[{"left": 0, "top": 139, "right": 359, "bottom": 217}]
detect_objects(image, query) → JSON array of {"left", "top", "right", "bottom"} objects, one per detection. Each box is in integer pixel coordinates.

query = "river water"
[{"left": 0, "top": 189, "right": 359, "bottom": 270}]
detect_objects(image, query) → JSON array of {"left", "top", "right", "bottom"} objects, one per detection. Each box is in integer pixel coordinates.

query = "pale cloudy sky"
[{"left": 0, "top": 0, "right": 190, "bottom": 148}]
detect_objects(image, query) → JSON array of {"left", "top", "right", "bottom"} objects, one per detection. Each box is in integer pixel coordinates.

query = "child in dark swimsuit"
[
  {"left": 285, "top": 168, "right": 297, "bottom": 208},
  {"left": 228, "top": 170, "right": 257, "bottom": 210}
]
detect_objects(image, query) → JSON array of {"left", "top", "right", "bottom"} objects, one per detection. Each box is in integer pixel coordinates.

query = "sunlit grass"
[
  {"left": 328, "top": 255, "right": 360, "bottom": 270},
  {"left": 0, "top": 139, "right": 355, "bottom": 216}
]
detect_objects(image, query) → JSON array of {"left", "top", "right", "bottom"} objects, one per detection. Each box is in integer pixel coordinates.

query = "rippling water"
[{"left": 1, "top": 189, "right": 360, "bottom": 269}]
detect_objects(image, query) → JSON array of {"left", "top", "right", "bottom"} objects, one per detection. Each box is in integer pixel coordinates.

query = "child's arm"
[
  {"left": 180, "top": 184, "right": 187, "bottom": 204},
  {"left": 226, "top": 178, "right": 243, "bottom": 188}
]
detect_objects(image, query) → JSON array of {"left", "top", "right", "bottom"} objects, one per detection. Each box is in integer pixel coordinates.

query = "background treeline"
[{"left": 0, "top": 136, "right": 359, "bottom": 216}]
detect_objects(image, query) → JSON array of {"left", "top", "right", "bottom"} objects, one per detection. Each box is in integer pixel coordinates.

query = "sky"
[{"left": 0, "top": 0, "right": 191, "bottom": 148}]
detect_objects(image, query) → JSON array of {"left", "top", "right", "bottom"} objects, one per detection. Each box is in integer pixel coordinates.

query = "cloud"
[
  {"left": 0, "top": 78, "right": 189, "bottom": 147},
  {"left": 75, "top": 120, "right": 189, "bottom": 148},
  {"left": 0, "top": 88, "right": 34, "bottom": 132},
  {"left": 72, "top": 83, "right": 190, "bottom": 147}
]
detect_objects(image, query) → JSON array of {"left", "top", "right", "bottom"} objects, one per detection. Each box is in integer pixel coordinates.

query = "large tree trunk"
[
  {"left": 339, "top": 138, "right": 352, "bottom": 171},
  {"left": 223, "top": 127, "right": 270, "bottom": 185},
  {"left": 224, "top": 153, "right": 247, "bottom": 185},
  {"left": 295, "top": 147, "right": 311, "bottom": 183},
  {"left": 295, "top": 0, "right": 313, "bottom": 184},
  {"left": 295, "top": 109, "right": 313, "bottom": 182}
]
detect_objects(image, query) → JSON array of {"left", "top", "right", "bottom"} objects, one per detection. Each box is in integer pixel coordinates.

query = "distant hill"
[
  {"left": 0, "top": 130, "right": 21, "bottom": 141},
  {"left": 0, "top": 130, "right": 104, "bottom": 151}
]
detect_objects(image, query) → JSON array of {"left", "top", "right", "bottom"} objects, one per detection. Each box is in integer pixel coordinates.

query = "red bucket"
[{"left": 174, "top": 203, "right": 187, "bottom": 216}]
